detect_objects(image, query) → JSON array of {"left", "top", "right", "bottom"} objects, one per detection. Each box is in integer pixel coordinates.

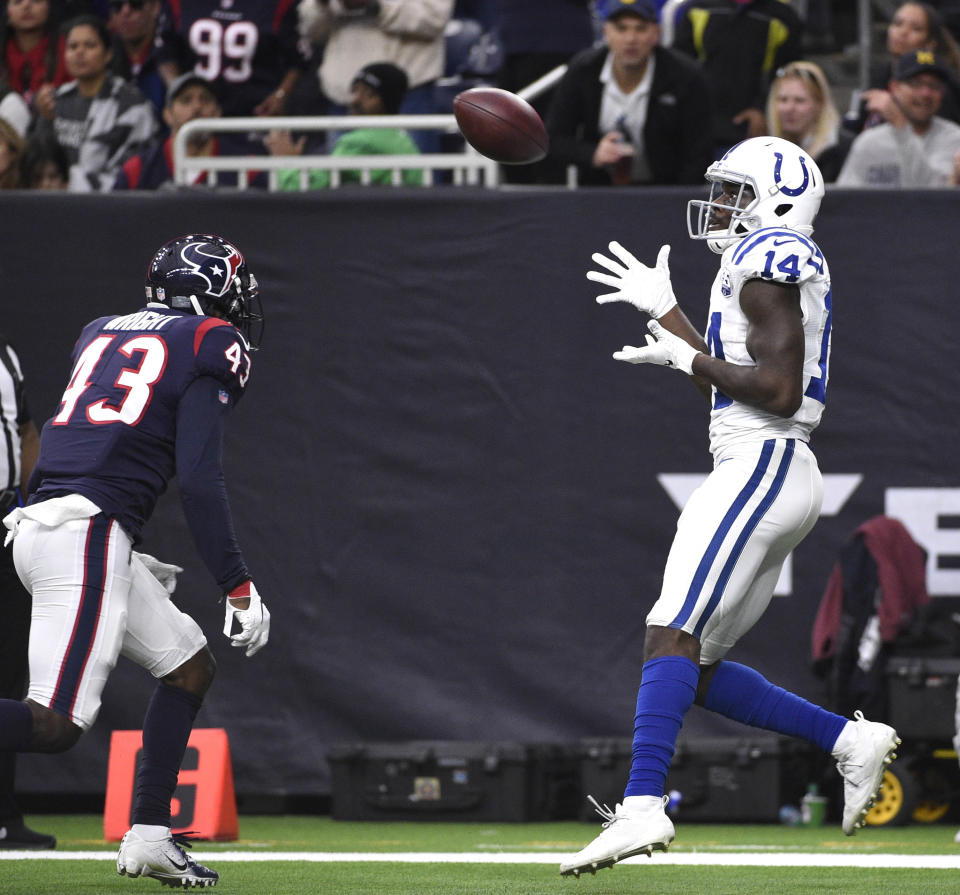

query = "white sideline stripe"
[{"left": 1, "top": 851, "right": 960, "bottom": 868}]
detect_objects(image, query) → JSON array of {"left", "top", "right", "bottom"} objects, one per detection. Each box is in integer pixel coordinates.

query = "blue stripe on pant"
[
  {"left": 669, "top": 439, "right": 795, "bottom": 636},
  {"left": 51, "top": 515, "right": 112, "bottom": 719}
]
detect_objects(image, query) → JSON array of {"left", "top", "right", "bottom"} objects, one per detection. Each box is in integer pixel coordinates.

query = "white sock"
[
  {"left": 130, "top": 824, "right": 170, "bottom": 841},
  {"left": 831, "top": 720, "right": 856, "bottom": 757},
  {"left": 622, "top": 795, "right": 663, "bottom": 813}
]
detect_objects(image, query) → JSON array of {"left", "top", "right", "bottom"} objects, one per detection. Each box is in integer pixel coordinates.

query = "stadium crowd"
[{"left": 2, "top": 1, "right": 960, "bottom": 190}]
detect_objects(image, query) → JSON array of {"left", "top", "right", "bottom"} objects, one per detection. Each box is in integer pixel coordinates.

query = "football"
[{"left": 453, "top": 87, "right": 549, "bottom": 165}]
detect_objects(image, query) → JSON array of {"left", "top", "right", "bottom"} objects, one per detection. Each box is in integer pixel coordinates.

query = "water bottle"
[{"left": 801, "top": 783, "right": 827, "bottom": 827}]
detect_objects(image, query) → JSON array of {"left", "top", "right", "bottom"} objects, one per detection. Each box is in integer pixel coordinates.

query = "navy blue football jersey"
[
  {"left": 33, "top": 307, "right": 253, "bottom": 585},
  {"left": 159, "top": 0, "right": 306, "bottom": 117}
]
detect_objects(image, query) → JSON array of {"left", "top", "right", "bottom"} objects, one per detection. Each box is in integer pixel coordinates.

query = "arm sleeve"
[
  {"left": 834, "top": 136, "right": 868, "bottom": 187},
  {"left": 546, "top": 60, "right": 602, "bottom": 170},
  {"left": 675, "top": 69, "right": 715, "bottom": 184},
  {"left": 378, "top": 0, "right": 454, "bottom": 40},
  {"left": 176, "top": 375, "right": 250, "bottom": 592}
]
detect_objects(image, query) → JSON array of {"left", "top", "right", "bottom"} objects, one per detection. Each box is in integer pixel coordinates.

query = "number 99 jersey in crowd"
[
  {"left": 158, "top": 0, "right": 307, "bottom": 118},
  {"left": 687, "top": 137, "right": 832, "bottom": 458},
  {"left": 30, "top": 235, "right": 262, "bottom": 590}
]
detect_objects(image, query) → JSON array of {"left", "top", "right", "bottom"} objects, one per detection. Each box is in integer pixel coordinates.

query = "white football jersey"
[{"left": 705, "top": 226, "right": 832, "bottom": 456}]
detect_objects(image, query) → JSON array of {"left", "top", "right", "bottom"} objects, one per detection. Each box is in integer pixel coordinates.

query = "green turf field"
[{"left": 2, "top": 815, "right": 958, "bottom": 894}]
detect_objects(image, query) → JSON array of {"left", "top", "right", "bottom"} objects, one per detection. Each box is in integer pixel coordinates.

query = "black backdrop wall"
[{"left": 2, "top": 188, "right": 957, "bottom": 799}]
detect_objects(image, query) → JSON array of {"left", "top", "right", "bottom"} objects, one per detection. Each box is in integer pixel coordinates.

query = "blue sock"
[
  {"left": 624, "top": 656, "right": 700, "bottom": 798},
  {"left": 703, "top": 661, "right": 847, "bottom": 752},
  {"left": 0, "top": 700, "right": 33, "bottom": 751},
  {"left": 133, "top": 683, "right": 202, "bottom": 827}
]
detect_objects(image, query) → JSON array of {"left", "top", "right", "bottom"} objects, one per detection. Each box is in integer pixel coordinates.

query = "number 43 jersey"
[
  {"left": 33, "top": 307, "right": 252, "bottom": 540},
  {"left": 706, "top": 227, "right": 832, "bottom": 457}
]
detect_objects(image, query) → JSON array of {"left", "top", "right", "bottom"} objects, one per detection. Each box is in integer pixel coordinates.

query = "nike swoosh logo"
[
  {"left": 772, "top": 238, "right": 793, "bottom": 246},
  {"left": 169, "top": 857, "right": 188, "bottom": 870}
]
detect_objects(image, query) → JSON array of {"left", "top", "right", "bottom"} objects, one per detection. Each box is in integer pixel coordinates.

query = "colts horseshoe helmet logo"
[{"left": 773, "top": 151, "right": 809, "bottom": 197}]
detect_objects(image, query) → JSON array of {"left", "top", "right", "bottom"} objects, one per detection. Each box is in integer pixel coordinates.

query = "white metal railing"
[
  {"left": 173, "top": 114, "right": 500, "bottom": 190},
  {"left": 173, "top": 4, "right": 880, "bottom": 191}
]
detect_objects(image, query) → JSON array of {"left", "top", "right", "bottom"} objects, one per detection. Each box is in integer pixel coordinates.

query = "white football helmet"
[{"left": 687, "top": 137, "right": 825, "bottom": 254}]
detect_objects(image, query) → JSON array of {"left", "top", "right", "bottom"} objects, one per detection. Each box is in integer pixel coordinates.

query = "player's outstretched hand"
[
  {"left": 613, "top": 319, "right": 700, "bottom": 375},
  {"left": 132, "top": 551, "right": 184, "bottom": 594},
  {"left": 588, "top": 242, "right": 678, "bottom": 319},
  {"left": 223, "top": 580, "right": 271, "bottom": 657}
]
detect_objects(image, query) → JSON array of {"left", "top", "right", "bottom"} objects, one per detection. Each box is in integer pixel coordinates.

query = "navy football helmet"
[{"left": 145, "top": 234, "right": 264, "bottom": 349}]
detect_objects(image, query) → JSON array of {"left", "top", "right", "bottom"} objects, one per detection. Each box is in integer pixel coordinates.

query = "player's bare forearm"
[
  {"left": 690, "top": 280, "right": 804, "bottom": 417},
  {"left": 690, "top": 353, "right": 798, "bottom": 415},
  {"left": 655, "top": 306, "right": 711, "bottom": 399}
]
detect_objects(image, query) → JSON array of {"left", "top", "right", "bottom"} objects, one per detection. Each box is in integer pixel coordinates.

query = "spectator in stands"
[
  {"left": 19, "top": 130, "right": 68, "bottom": 186},
  {"left": 114, "top": 70, "right": 225, "bottom": 189},
  {"left": 298, "top": 0, "right": 453, "bottom": 153},
  {"left": 266, "top": 60, "right": 422, "bottom": 189},
  {"left": 107, "top": 0, "right": 167, "bottom": 118},
  {"left": 837, "top": 49, "right": 960, "bottom": 188},
  {"left": 546, "top": 0, "right": 713, "bottom": 186},
  {"left": 0, "top": 0, "right": 68, "bottom": 106},
  {"left": 850, "top": 2, "right": 960, "bottom": 130},
  {"left": 156, "top": 1, "right": 307, "bottom": 121},
  {"left": 495, "top": 0, "right": 593, "bottom": 183},
  {"left": 672, "top": 0, "right": 803, "bottom": 156},
  {"left": 0, "top": 114, "right": 22, "bottom": 185},
  {"left": 33, "top": 14, "right": 157, "bottom": 190},
  {"left": 765, "top": 60, "right": 851, "bottom": 182}
]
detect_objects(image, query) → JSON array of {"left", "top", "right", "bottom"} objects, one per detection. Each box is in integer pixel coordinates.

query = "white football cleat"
[
  {"left": 117, "top": 829, "right": 219, "bottom": 888},
  {"left": 834, "top": 710, "right": 900, "bottom": 835},
  {"left": 559, "top": 795, "right": 674, "bottom": 877}
]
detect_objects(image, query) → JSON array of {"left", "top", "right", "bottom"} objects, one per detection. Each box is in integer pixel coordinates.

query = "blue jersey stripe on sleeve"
[{"left": 732, "top": 229, "right": 817, "bottom": 266}]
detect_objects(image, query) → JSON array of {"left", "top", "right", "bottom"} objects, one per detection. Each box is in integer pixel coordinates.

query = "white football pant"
[
  {"left": 11, "top": 513, "right": 206, "bottom": 730},
  {"left": 647, "top": 438, "right": 823, "bottom": 664}
]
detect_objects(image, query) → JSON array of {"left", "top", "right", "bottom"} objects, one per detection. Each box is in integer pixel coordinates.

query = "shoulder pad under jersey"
[
  {"left": 729, "top": 228, "right": 824, "bottom": 286},
  {"left": 192, "top": 318, "right": 253, "bottom": 401}
]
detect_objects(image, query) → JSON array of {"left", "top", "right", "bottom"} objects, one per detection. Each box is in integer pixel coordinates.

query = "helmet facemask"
[
  {"left": 215, "top": 269, "right": 264, "bottom": 351},
  {"left": 687, "top": 175, "right": 761, "bottom": 254}
]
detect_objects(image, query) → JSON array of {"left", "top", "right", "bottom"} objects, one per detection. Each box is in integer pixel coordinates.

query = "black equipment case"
[
  {"left": 578, "top": 735, "right": 806, "bottom": 822},
  {"left": 326, "top": 741, "right": 579, "bottom": 821},
  {"left": 886, "top": 656, "right": 960, "bottom": 740}
]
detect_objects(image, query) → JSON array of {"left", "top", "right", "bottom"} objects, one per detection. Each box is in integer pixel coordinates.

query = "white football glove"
[
  {"left": 588, "top": 242, "right": 678, "bottom": 319},
  {"left": 223, "top": 580, "right": 271, "bottom": 657},
  {"left": 613, "top": 319, "right": 701, "bottom": 375},
  {"left": 131, "top": 551, "right": 184, "bottom": 594}
]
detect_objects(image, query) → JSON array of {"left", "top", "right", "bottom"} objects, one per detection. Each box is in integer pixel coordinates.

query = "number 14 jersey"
[{"left": 706, "top": 227, "right": 833, "bottom": 457}]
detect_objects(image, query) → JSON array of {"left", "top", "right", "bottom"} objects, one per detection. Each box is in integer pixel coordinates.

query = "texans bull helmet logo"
[{"left": 173, "top": 240, "right": 244, "bottom": 298}]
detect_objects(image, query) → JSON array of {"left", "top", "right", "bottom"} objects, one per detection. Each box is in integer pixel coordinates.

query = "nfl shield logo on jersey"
[{"left": 720, "top": 270, "right": 732, "bottom": 296}]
